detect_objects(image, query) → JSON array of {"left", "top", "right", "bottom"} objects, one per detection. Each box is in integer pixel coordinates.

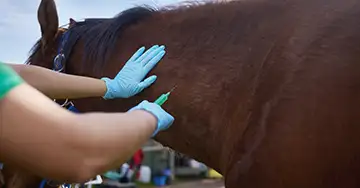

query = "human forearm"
[
  {"left": 9, "top": 64, "right": 106, "bottom": 99},
  {"left": 0, "top": 84, "right": 156, "bottom": 182},
  {"left": 6, "top": 45, "right": 166, "bottom": 100},
  {"left": 68, "top": 110, "right": 156, "bottom": 179}
]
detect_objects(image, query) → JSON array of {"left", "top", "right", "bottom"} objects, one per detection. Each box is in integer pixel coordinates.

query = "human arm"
[
  {"left": 7, "top": 45, "right": 166, "bottom": 100},
  {"left": 9, "top": 63, "right": 107, "bottom": 99},
  {"left": 0, "top": 64, "right": 174, "bottom": 183}
]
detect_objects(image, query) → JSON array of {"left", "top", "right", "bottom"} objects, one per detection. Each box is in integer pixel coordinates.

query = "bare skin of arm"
[
  {"left": 8, "top": 63, "right": 107, "bottom": 99},
  {"left": 0, "top": 83, "right": 156, "bottom": 183}
]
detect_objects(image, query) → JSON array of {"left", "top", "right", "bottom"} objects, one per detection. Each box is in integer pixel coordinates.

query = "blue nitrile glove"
[
  {"left": 128, "top": 100, "right": 174, "bottom": 137},
  {"left": 101, "top": 45, "right": 166, "bottom": 99}
]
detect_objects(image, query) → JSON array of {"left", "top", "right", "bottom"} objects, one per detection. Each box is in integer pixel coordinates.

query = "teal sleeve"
[{"left": 0, "top": 61, "right": 24, "bottom": 99}]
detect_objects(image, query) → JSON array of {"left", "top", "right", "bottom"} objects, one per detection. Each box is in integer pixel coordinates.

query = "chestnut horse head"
[{"left": 5, "top": 0, "right": 360, "bottom": 187}]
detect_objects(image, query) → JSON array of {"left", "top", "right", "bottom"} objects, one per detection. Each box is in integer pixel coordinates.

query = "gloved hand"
[
  {"left": 128, "top": 100, "right": 174, "bottom": 137},
  {"left": 101, "top": 45, "right": 166, "bottom": 99}
]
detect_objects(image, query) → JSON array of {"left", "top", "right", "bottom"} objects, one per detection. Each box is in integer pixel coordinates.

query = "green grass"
[
  {"left": 136, "top": 179, "right": 185, "bottom": 188},
  {"left": 136, "top": 182, "right": 156, "bottom": 188},
  {"left": 136, "top": 183, "right": 155, "bottom": 188}
]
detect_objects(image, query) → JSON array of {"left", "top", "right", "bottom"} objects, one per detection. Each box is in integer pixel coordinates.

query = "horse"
[{"left": 3, "top": 0, "right": 360, "bottom": 187}]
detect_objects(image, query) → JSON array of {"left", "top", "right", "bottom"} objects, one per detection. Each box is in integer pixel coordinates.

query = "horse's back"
[{"left": 222, "top": 0, "right": 360, "bottom": 187}]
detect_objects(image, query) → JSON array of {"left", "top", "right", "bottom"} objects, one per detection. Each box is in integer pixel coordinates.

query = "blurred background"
[{"left": 98, "top": 140, "right": 224, "bottom": 188}]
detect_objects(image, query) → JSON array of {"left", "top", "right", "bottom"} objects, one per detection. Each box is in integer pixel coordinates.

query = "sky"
[{"left": 0, "top": 0, "right": 190, "bottom": 64}]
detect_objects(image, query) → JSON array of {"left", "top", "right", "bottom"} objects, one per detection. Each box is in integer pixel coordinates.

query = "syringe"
[{"left": 154, "top": 86, "right": 177, "bottom": 106}]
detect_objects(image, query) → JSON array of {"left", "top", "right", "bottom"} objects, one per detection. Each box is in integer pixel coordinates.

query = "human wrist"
[
  {"left": 128, "top": 100, "right": 174, "bottom": 137},
  {"left": 101, "top": 77, "right": 115, "bottom": 99},
  {"left": 99, "top": 78, "right": 109, "bottom": 98}
]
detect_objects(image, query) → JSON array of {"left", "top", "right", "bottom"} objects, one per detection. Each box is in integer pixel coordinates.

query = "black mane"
[{"left": 26, "top": 6, "right": 157, "bottom": 71}]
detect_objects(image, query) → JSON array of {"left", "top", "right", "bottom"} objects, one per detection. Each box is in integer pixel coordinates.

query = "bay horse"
[{"left": 3, "top": 0, "right": 360, "bottom": 187}]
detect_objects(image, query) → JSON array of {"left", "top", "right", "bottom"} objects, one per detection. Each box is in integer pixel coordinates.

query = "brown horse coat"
[{"left": 3, "top": 0, "right": 360, "bottom": 187}]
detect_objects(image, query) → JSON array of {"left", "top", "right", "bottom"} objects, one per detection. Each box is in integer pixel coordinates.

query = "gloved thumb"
[{"left": 138, "top": 75, "right": 157, "bottom": 90}]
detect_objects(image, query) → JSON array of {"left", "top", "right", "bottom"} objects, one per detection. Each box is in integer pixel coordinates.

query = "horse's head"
[
  {"left": 27, "top": 0, "right": 64, "bottom": 70},
  {"left": 28, "top": 0, "right": 157, "bottom": 80},
  {"left": 29, "top": 0, "right": 83, "bottom": 77}
]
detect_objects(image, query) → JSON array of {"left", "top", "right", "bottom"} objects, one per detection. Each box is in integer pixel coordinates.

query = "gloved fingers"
[
  {"left": 137, "top": 75, "right": 157, "bottom": 90},
  {"left": 139, "top": 45, "right": 165, "bottom": 66},
  {"left": 144, "top": 50, "right": 166, "bottom": 73},
  {"left": 136, "top": 45, "right": 160, "bottom": 63},
  {"left": 127, "top": 46, "right": 146, "bottom": 63}
]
